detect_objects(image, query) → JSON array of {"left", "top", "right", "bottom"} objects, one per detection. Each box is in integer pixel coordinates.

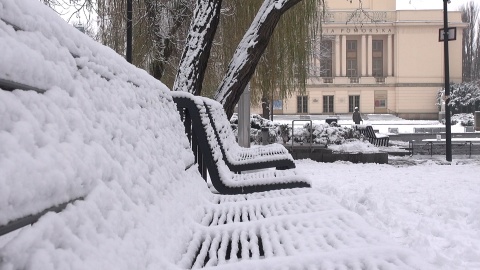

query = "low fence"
[{"left": 408, "top": 140, "right": 480, "bottom": 157}]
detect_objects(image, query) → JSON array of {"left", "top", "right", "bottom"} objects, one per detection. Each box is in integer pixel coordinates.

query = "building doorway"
[
  {"left": 297, "top": 95, "right": 308, "bottom": 113},
  {"left": 349, "top": 95, "right": 360, "bottom": 112},
  {"left": 323, "top": 95, "right": 334, "bottom": 113}
]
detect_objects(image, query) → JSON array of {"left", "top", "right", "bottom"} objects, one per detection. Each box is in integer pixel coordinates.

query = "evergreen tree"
[{"left": 438, "top": 82, "right": 480, "bottom": 113}]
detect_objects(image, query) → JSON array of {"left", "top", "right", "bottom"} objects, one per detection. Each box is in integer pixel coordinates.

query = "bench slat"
[{"left": 0, "top": 198, "right": 82, "bottom": 236}]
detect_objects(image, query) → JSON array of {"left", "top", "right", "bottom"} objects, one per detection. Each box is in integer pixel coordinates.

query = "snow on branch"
[
  {"left": 214, "top": 0, "right": 301, "bottom": 114},
  {"left": 173, "top": 0, "right": 222, "bottom": 94}
]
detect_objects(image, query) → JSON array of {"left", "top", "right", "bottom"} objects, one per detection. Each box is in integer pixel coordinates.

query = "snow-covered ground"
[{"left": 298, "top": 157, "right": 480, "bottom": 270}]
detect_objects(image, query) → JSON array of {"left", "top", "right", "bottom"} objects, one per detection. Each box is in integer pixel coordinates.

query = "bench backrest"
[
  {"left": 172, "top": 92, "right": 309, "bottom": 194},
  {"left": 202, "top": 97, "right": 294, "bottom": 169},
  {"left": 1, "top": 0, "right": 209, "bottom": 267}
]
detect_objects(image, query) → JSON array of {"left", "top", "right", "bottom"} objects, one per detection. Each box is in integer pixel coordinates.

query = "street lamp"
[
  {"left": 443, "top": 0, "right": 452, "bottom": 161},
  {"left": 126, "top": 0, "right": 133, "bottom": 63}
]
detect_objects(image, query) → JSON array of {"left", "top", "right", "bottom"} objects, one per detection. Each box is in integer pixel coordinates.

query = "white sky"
[{"left": 397, "top": 0, "right": 474, "bottom": 11}]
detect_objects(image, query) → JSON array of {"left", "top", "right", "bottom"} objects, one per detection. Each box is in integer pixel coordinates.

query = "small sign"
[
  {"left": 436, "top": 134, "right": 441, "bottom": 141},
  {"left": 439, "top": 27, "right": 457, "bottom": 42},
  {"left": 273, "top": 100, "right": 283, "bottom": 110}
]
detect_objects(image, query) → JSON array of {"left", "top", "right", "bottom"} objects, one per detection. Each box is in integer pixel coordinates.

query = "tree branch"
[
  {"left": 173, "top": 0, "right": 223, "bottom": 94},
  {"left": 213, "top": 0, "right": 302, "bottom": 118}
]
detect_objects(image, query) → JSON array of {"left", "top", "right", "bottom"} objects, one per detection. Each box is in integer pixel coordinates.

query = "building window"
[
  {"left": 346, "top": 40, "right": 358, "bottom": 77},
  {"left": 349, "top": 95, "right": 360, "bottom": 112},
  {"left": 297, "top": 96, "right": 308, "bottom": 113},
  {"left": 372, "top": 40, "right": 383, "bottom": 77},
  {"left": 347, "top": 59, "right": 357, "bottom": 77},
  {"left": 373, "top": 58, "right": 383, "bottom": 77},
  {"left": 320, "top": 39, "right": 333, "bottom": 77},
  {"left": 323, "top": 95, "right": 334, "bottom": 113},
  {"left": 372, "top": 40, "right": 383, "bottom": 51},
  {"left": 347, "top": 40, "right": 357, "bottom": 51}
]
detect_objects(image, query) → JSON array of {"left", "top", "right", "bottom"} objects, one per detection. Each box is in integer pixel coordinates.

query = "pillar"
[
  {"left": 367, "top": 35, "right": 373, "bottom": 76},
  {"left": 388, "top": 34, "right": 393, "bottom": 76},
  {"left": 335, "top": 35, "right": 341, "bottom": 77},
  {"left": 361, "top": 35, "right": 367, "bottom": 77},
  {"left": 341, "top": 35, "right": 347, "bottom": 77}
]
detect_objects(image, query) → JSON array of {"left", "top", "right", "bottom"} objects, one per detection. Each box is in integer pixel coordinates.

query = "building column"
[
  {"left": 335, "top": 35, "right": 341, "bottom": 77},
  {"left": 367, "top": 35, "right": 373, "bottom": 76},
  {"left": 387, "top": 34, "right": 393, "bottom": 77},
  {"left": 361, "top": 35, "right": 367, "bottom": 77},
  {"left": 341, "top": 35, "right": 347, "bottom": 77}
]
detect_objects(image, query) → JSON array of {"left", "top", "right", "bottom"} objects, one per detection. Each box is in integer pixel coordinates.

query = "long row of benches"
[
  {"left": 0, "top": 1, "right": 433, "bottom": 269},
  {"left": 172, "top": 92, "right": 307, "bottom": 194}
]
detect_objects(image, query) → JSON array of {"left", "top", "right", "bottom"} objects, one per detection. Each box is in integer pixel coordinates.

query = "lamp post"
[
  {"left": 443, "top": 0, "right": 452, "bottom": 161},
  {"left": 126, "top": 0, "right": 133, "bottom": 63}
]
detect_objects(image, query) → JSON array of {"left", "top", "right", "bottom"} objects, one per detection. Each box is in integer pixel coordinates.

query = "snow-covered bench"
[
  {"left": 172, "top": 92, "right": 310, "bottom": 194},
  {"left": 1, "top": 1, "right": 434, "bottom": 269},
  {"left": 202, "top": 97, "right": 296, "bottom": 173},
  {"left": 355, "top": 125, "right": 390, "bottom": 147}
]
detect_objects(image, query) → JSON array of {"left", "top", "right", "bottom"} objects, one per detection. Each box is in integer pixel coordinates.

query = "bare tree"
[
  {"left": 41, "top": 0, "right": 97, "bottom": 38},
  {"left": 461, "top": 1, "right": 480, "bottom": 82},
  {"left": 43, "top": 0, "right": 193, "bottom": 86},
  {"left": 143, "top": 0, "right": 193, "bottom": 82},
  {"left": 213, "top": 0, "right": 321, "bottom": 118}
]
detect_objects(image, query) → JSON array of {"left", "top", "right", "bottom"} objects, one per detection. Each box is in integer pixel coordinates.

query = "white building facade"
[{"left": 278, "top": 0, "right": 466, "bottom": 119}]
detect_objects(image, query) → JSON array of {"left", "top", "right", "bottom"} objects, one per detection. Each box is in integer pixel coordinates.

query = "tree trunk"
[
  {"left": 173, "top": 0, "right": 223, "bottom": 94},
  {"left": 214, "top": 0, "right": 302, "bottom": 118}
]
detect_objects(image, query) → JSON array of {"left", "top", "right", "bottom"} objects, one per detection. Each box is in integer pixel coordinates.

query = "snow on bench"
[
  {"left": 1, "top": 0, "right": 434, "bottom": 269},
  {"left": 354, "top": 125, "right": 390, "bottom": 147},
  {"left": 202, "top": 97, "right": 295, "bottom": 172},
  {"left": 172, "top": 91, "right": 310, "bottom": 194}
]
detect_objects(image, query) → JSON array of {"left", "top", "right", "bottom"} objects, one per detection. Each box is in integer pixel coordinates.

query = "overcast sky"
[{"left": 396, "top": 0, "right": 473, "bottom": 11}]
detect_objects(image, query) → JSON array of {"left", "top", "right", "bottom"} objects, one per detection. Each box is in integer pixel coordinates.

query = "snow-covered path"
[{"left": 297, "top": 158, "right": 480, "bottom": 269}]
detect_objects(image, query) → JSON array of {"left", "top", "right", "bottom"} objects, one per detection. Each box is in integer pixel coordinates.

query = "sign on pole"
[{"left": 439, "top": 27, "right": 457, "bottom": 42}]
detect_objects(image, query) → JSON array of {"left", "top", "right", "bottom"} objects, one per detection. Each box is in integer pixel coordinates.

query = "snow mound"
[{"left": 328, "top": 140, "right": 380, "bottom": 153}]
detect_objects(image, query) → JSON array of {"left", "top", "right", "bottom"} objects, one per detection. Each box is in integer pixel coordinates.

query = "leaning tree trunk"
[
  {"left": 214, "top": 0, "right": 302, "bottom": 118},
  {"left": 173, "top": 0, "right": 223, "bottom": 94}
]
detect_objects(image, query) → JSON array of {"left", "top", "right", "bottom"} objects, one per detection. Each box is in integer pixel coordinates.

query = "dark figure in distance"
[{"left": 353, "top": 107, "right": 362, "bottom": 125}]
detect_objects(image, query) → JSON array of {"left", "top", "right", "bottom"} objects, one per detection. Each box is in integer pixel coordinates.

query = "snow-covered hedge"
[
  {"left": 451, "top": 113, "right": 475, "bottom": 126},
  {"left": 297, "top": 122, "right": 361, "bottom": 145},
  {"left": 441, "top": 113, "right": 475, "bottom": 126},
  {"left": 230, "top": 114, "right": 361, "bottom": 145}
]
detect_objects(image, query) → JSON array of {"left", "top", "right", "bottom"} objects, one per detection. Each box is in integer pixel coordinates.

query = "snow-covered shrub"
[
  {"left": 451, "top": 113, "right": 474, "bottom": 126},
  {"left": 440, "top": 113, "right": 475, "bottom": 126},
  {"left": 230, "top": 114, "right": 360, "bottom": 145},
  {"left": 300, "top": 123, "right": 360, "bottom": 145},
  {"left": 230, "top": 113, "right": 279, "bottom": 144}
]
